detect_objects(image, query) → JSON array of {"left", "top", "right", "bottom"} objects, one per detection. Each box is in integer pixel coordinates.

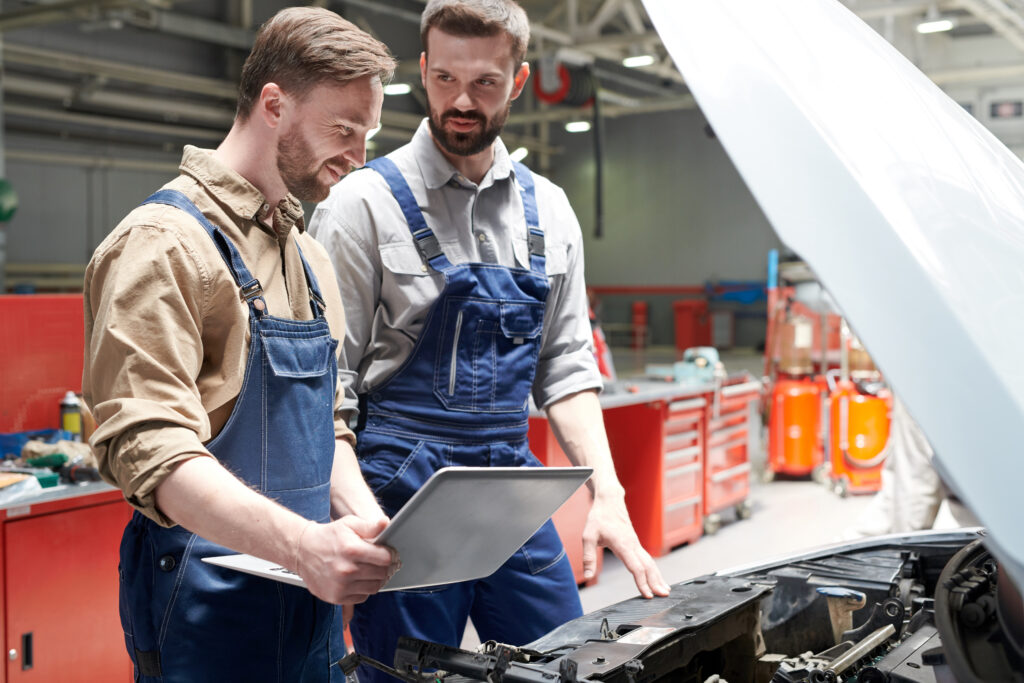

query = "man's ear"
[
  {"left": 420, "top": 52, "right": 427, "bottom": 88},
  {"left": 511, "top": 62, "right": 530, "bottom": 100},
  {"left": 258, "top": 82, "right": 285, "bottom": 129}
]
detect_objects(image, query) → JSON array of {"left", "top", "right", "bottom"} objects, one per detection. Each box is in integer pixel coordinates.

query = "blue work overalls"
[
  {"left": 116, "top": 190, "right": 344, "bottom": 682},
  {"left": 350, "top": 158, "right": 583, "bottom": 683}
]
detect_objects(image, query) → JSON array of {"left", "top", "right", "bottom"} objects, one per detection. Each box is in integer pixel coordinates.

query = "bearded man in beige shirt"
[{"left": 82, "top": 8, "right": 399, "bottom": 682}]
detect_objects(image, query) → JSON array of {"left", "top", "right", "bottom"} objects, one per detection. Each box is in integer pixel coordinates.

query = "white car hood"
[{"left": 644, "top": 0, "right": 1024, "bottom": 587}]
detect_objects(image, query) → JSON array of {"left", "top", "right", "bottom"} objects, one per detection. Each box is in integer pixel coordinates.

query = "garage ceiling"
[{"left": 0, "top": 0, "right": 1022, "bottom": 157}]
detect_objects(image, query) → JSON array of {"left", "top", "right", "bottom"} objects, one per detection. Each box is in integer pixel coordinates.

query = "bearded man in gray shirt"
[{"left": 309, "top": 1, "right": 668, "bottom": 678}]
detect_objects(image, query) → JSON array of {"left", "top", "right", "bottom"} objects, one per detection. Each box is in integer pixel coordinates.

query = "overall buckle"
[{"left": 240, "top": 279, "right": 264, "bottom": 302}]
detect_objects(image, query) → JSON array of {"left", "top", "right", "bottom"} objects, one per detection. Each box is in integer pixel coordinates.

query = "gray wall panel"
[{"left": 548, "top": 107, "right": 783, "bottom": 347}]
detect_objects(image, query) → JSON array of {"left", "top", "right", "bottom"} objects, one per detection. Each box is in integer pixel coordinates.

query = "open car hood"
[{"left": 642, "top": 0, "right": 1024, "bottom": 589}]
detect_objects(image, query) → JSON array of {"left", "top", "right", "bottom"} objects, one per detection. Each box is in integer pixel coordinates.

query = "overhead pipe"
[
  {"left": 3, "top": 43, "right": 236, "bottom": 99},
  {"left": 0, "top": 0, "right": 172, "bottom": 33}
]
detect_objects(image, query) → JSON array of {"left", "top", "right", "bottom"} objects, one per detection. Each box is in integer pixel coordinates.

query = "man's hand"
[
  {"left": 583, "top": 491, "right": 671, "bottom": 599},
  {"left": 295, "top": 516, "right": 400, "bottom": 605}
]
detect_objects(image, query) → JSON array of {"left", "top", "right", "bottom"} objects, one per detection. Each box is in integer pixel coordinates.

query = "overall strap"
[
  {"left": 141, "top": 189, "right": 268, "bottom": 313},
  {"left": 293, "top": 241, "right": 327, "bottom": 318},
  {"left": 365, "top": 157, "right": 454, "bottom": 272},
  {"left": 511, "top": 161, "right": 546, "bottom": 275}
]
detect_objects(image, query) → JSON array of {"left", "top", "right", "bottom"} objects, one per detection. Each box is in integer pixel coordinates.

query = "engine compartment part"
[{"left": 343, "top": 530, "right": 1024, "bottom": 683}]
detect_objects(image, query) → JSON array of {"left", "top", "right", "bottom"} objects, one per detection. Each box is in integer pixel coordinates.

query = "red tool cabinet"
[
  {"left": 602, "top": 393, "right": 706, "bottom": 557},
  {"left": 701, "top": 380, "right": 760, "bottom": 534},
  {"left": 0, "top": 485, "right": 133, "bottom": 682}
]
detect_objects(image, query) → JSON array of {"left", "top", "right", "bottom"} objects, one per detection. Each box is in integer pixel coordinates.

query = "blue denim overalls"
[
  {"left": 349, "top": 158, "right": 583, "bottom": 683},
  {"left": 116, "top": 190, "right": 344, "bottom": 682}
]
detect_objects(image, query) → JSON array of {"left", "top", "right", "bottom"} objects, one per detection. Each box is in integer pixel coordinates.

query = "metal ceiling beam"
[
  {"left": 963, "top": 0, "right": 1024, "bottom": 34},
  {"left": 847, "top": 0, "right": 958, "bottom": 19},
  {"left": 585, "top": 0, "right": 629, "bottom": 36},
  {"left": 3, "top": 73, "right": 235, "bottom": 126},
  {"left": 117, "top": 6, "right": 254, "bottom": 49},
  {"left": 336, "top": 0, "right": 423, "bottom": 25},
  {"left": 508, "top": 93, "right": 696, "bottom": 125},
  {"left": 957, "top": 0, "right": 1024, "bottom": 52},
  {"left": 928, "top": 60, "right": 1024, "bottom": 83},
  {"left": 6, "top": 148, "right": 180, "bottom": 173},
  {"left": 4, "top": 103, "right": 224, "bottom": 141},
  {"left": 3, "top": 43, "right": 237, "bottom": 99},
  {"left": 620, "top": 0, "right": 647, "bottom": 34},
  {"left": 0, "top": 0, "right": 169, "bottom": 33}
]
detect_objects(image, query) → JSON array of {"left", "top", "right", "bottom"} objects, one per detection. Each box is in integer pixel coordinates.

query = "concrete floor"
[{"left": 461, "top": 346, "right": 878, "bottom": 648}]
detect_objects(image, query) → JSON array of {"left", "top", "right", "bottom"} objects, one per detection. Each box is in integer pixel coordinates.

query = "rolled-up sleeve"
[
  {"left": 532, "top": 188, "right": 603, "bottom": 409},
  {"left": 83, "top": 224, "right": 215, "bottom": 526}
]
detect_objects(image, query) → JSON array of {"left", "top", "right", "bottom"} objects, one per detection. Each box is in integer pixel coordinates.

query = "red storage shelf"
[
  {"left": 702, "top": 381, "right": 760, "bottom": 532},
  {"left": 0, "top": 295, "right": 85, "bottom": 433},
  {"left": 603, "top": 395, "right": 705, "bottom": 557},
  {"left": 1, "top": 486, "right": 133, "bottom": 682},
  {"left": 672, "top": 300, "right": 711, "bottom": 359}
]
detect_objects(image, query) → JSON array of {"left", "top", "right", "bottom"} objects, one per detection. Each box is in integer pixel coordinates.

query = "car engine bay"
[{"left": 344, "top": 529, "right": 1022, "bottom": 683}]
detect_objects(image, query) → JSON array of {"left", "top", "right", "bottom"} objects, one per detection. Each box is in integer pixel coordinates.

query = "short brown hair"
[
  {"left": 237, "top": 7, "right": 396, "bottom": 120},
  {"left": 421, "top": 0, "right": 530, "bottom": 65}
]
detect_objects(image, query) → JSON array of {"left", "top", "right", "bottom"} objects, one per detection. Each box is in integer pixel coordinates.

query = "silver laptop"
[{"left": 204, "top": 465, "right": 592, "bottom": 592}]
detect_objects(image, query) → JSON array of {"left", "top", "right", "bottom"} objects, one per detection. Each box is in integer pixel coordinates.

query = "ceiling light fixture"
[
  {"left": 916, "top": 17, "right": 954, "bottom": 33},
  {"left": 509, "top": 146, "right": 529, "bottom": 162},
  {"left": 916, "top": 4, "right": 955, "bottom": 33},
  {"left": 366, "top": 123, "right": 382, "bottom": 140},
  {"left": 565, "top": 120, "right": 592, "bottom": 133},
  {"left": 383, "top": 83, "right": 412, "bottom": 96},
  {"left": 622, "top": 54, "right": 656, "bottom": 68}
]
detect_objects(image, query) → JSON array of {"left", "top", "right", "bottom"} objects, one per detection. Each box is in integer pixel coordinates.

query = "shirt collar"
[
  {"left": 178, "top": 145, "right": 305, "bottom": 235},
  {"left": 411, "top": 118, "right": 515, "bottom": 191}
]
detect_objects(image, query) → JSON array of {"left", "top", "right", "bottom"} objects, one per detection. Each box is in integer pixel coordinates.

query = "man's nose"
[
  {"left": 453, "top": 88, "right": 474, "bottom": 112},
  {"left": 348, "top": 139, "right": 367, "bottom": 170}
]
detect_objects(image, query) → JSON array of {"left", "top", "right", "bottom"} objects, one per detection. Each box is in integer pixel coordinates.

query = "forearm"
[
  {"left": 545, "top": 389, "right": 625, "bottom": 499},
  {"left": 154, "top": 455, "right": 308, "bottom": 571},
  {"left": 330, "top": 438, "right": 386, "bottom": 523}
]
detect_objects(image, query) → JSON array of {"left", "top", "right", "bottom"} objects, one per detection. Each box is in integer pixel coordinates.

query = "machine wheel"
[
  {"left": 812, "top": 464, "right": 829, "bottom": 485},
  {"left": 703, "top": 513, "right": 722, "bottom": 535},
  {"left": 834, "top": 476, "right": 849, "bottom": 498},
  {"left": 735, "top": 500, "right": 753, "bottom": 520},
  {"left": 762, "top": 468, "right": 776, "bottom": 483}
]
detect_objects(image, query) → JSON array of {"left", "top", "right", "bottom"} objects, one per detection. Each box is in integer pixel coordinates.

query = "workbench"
[{"left": 0, "top": 481, "right": 132, "bottom": 682}]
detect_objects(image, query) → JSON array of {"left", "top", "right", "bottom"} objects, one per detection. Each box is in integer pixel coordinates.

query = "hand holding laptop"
[
  {"left": 290, "top": 515, "right": 398, "bottom": 605},
  {"left": 205, "top": 466, "right": 591, "bottom": 595}
]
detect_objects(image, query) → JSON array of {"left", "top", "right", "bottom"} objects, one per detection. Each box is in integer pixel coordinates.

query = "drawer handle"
[
  {"left": 665, "top": 496, "right": 701, "bottom": 513},
  {"left": 669, "top": 398, "right": 706, "bottom": 413},
  {"left": 665, "top": 430, "right": 700, "bottom": 445},
  {"left": 708, "top": 424, "right": 748, "bottom": 443},
  {"left": 665, "top": 446, "right": 701, "bottom": 463},
  {"left": 665, "top": 417, "right": 700, "bottom": 432},
  {"left": 667, "top": 462, "right": 701, "bottom": 478},
  {"left": 720, "top": 381, "right": 762, "bottom": 397},
  {"left": 710, "top": 462, "right": 752, "bottom": 483},
  {"left": 21, "top": 632, "right": 32, "bottom": 671}
]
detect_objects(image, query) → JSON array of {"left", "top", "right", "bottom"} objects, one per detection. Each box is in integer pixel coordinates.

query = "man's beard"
[
  {"left": 276, "top": 128, "right": 349, "bottom": 203},
  {"left": 427, "top": 95, "right": 513, "bottom": 157}
]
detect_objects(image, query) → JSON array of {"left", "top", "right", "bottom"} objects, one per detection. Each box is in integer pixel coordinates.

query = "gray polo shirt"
[{"left": 309, "top": 119, "right": 602, "bottom": 420}]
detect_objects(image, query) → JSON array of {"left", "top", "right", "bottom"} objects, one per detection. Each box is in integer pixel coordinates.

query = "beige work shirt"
[{"left": 83, "top": 146, "right": 354, "bottom": 526}]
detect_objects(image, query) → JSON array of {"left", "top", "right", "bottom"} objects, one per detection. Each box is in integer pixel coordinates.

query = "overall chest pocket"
[
  {"left": 434, "top": 298, "right": 545, "bottom": 413},
  {"left": 262, "top": 329, "right": 337, "bottom": 379}
]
